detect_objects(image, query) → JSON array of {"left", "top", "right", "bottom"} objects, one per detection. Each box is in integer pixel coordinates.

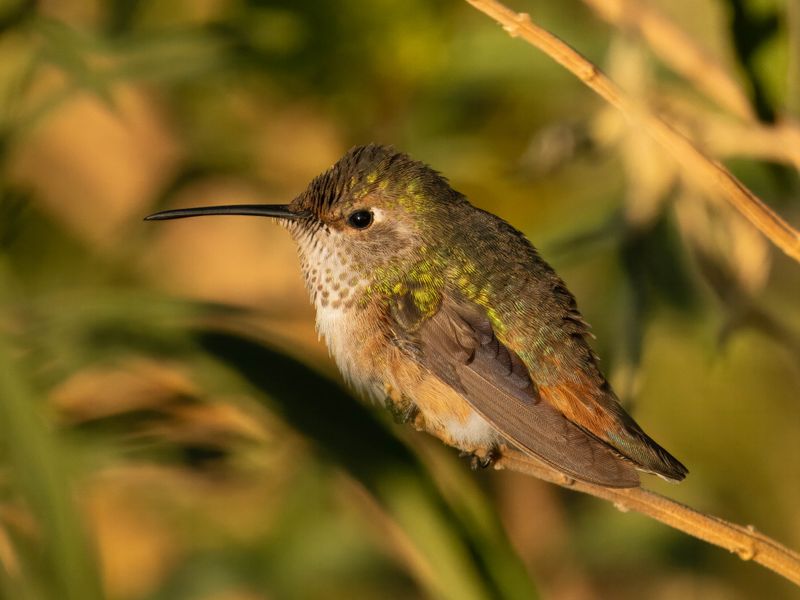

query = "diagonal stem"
[{"left": 496, "top": 448, "right": 800, "bottom": 586}]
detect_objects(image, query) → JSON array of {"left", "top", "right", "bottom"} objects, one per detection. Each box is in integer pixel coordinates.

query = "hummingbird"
[{"left": 146, "top": 144, "right": 687, "bottom": 487}]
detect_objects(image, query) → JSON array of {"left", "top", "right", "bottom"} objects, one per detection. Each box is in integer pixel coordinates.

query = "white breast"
[
  {"left": 298, "top": 230, "right": 379, "bottom": 398},
  {"left": 315, "top": 303, "right": 356, "bottom": 377}
]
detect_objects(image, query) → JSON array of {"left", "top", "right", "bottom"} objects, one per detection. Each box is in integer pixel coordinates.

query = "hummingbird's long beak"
[{"left": 144, "top": 204, "right": 308, "bottom": 221}]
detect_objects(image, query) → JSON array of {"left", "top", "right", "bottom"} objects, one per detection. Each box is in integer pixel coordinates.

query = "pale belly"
[{"left": 315, "top": 303, "right": 500, "bottom": 452}]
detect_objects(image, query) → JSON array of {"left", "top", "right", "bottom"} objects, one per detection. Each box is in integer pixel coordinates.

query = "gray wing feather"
[{"left": 401, "top": 296, "right": 639, "bottom": 488}]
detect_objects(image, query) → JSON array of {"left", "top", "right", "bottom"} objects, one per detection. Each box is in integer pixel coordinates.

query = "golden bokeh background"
[{"left": 0, "top": 0, "right": 799, "bottom": 598}]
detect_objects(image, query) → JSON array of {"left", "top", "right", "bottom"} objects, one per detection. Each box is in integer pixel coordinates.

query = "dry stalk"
[
  {"left": 465, "top": 0, "right": 800, "bottom": 263},
  {"left": 581, "top": 0, "right": 753, "bottom": 119},
  {"left": 582, "top": 0, "right": 800, "bottom": 169},
  {"left": 496, "top": 448, "right": 800, "bottom": 586},
  {"left": 696, "top": 117, "right": 800, "bottom": 170},
  {"left": 651, "top": 89, "right": 800, "bottom": 169}
]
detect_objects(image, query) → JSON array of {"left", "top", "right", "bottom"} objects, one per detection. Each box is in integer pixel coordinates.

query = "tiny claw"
[
  {"left": 390, "top": 402, "right": 422, "bottom": 427},
  {"left": 411, "top": 409, "right": 427, "bottom": 431},
  {"left": 482, "top": 447, "right": 502, "bottom": 469},
  {"left": 461, "top": 447, "right": 501, "bottom": 470}
]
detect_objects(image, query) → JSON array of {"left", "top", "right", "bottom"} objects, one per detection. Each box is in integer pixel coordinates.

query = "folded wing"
[{"left": 391, "top": 293, "right": 640, "bottom": 488}]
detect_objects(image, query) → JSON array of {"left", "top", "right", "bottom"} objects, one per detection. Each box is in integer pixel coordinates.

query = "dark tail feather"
[{"left": 615, "top": 427, "right": 688, "bottom": 482}]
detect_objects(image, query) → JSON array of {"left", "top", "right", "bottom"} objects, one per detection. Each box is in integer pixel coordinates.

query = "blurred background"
[{"left": 0, "top": 0, "right": 799, "bottom": 598}]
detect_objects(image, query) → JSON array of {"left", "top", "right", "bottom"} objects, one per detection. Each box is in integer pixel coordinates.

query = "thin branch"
[
  {"left": 581, "top": 0, "right": 753, "bottom": 120},
  {"left": 496, "top": 448, "right": 800, "bottom": 586},
  {"left": 465, "top": 0, "right": 800, "bottom": 263}
]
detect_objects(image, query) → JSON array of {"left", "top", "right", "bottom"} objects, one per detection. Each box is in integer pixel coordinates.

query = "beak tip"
[{"left": 144, "top": 211, "right": 172, "bottom": 221}]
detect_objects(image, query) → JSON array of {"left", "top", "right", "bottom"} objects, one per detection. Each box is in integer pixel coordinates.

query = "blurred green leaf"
[
  {"left": 0, "top": 328, "right": 103, "bottom": 600},
  {"left": 0, "top": 0, "right": 797, "bottom": 597},
  {"left": 197, "top": 328, "right": 539, "bottom": 600}
]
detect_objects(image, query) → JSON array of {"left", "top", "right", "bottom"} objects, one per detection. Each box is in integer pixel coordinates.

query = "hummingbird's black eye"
[{"left": 347, "top": 210, "right": 373, "bottom": 230}]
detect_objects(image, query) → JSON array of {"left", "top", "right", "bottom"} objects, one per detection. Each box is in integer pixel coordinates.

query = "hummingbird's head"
[
  {"left": 287, "top": 144, "right": 458, "bottom": 274},
  {"left": 146, "top": 145, "right": 463, "bottom": 307}
]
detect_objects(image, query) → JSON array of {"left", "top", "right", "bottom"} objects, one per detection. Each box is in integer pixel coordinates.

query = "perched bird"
[{"left": 146, "top": 144, "right": 687, "bottom": 488}]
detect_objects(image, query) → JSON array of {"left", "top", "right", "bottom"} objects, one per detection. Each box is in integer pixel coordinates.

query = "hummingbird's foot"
[
  {"left": 387, "top": 398, "right": 421, "bottom": 426},
  {"left": 400, "top": 405, "right": 419, "bottom": 425},
  {"left": 459, "top": 446, "right": 501, "bottom": 470},
  {"left": 384, "top": 385, "right": 425, "bottom": 429},
  {"left": 411, "top": 410, "right": 427, "bottom": 432}
]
